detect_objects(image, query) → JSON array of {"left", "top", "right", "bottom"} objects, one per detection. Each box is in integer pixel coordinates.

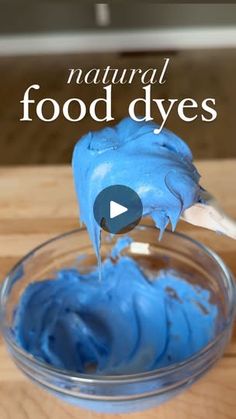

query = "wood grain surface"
[{"left": 0, "top": 161, "right": 236, "bottom": 419}]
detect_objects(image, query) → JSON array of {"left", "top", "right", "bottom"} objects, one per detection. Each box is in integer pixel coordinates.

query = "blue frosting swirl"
[
  {"left": 13, "top": 253, "right": 217, "bottom": 375},
  {"left": 72, "top": 118, "right": 200, "bottom": 254}
]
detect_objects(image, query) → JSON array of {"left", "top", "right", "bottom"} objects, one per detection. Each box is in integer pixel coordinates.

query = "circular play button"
[{"left": 93, "top": 185, "right": 143, "bottom": 234}]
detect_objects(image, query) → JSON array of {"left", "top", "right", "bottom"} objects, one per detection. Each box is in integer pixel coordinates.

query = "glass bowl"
[{"left": 0, "top": 226, "right": 235, "bottom": 414}]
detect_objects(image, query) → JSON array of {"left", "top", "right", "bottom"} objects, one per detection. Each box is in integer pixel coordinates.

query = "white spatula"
[{"left": 182, "top": 189, "right": 236, "bottom": 240}]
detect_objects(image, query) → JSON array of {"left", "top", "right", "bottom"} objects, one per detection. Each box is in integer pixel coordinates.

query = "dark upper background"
[{"left": 0, "top": 2, "right": 236, "bottom": 165}]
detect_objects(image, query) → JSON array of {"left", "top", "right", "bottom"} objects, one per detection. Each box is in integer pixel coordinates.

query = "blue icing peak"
[{"left": 72, "top": 118, "right": 200, "bottom": 254}]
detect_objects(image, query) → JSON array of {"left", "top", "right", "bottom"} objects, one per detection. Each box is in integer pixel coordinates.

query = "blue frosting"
[
  {"left": 12, "top": 119, "right": 215, "bottom": 378},
  {"left": 13, "top": 250, "right": 217, "bottom": 375},
  {"left": 72, "top": 118, "right": 201, "bottom": 254}
]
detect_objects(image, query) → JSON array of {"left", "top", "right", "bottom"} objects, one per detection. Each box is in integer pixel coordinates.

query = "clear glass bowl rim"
[{"left": 0, "top": 226, "right": 235, "bottom": 385}]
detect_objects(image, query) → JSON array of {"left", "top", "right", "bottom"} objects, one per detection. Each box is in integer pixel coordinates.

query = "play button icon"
[
  {"left": 93, "top": 185, "right": 143, "bottom": 234},
  {"left": 110, "top": 201, "right": 128, "bottom": 219}
]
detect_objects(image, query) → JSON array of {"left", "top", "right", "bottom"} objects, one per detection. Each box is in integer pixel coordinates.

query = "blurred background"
[{"left": 0, "top": 2, "right": 236, "bottom": 165}]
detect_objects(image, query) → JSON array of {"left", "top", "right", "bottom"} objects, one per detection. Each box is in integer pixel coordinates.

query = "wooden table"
[{"left": 0, "top": 161, "right": 236, "bottom": 419}]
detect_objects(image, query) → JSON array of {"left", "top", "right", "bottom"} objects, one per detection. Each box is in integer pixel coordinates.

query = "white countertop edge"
[{"left": 0, "top": 27, "right": 236, "bottom": 56}]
